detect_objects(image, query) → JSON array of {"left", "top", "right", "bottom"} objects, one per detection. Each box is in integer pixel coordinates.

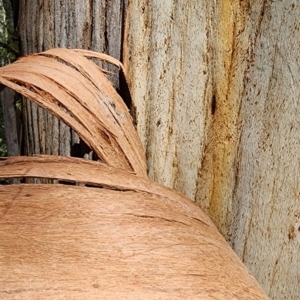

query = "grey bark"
[
  {"left": 1, "top": 87, "right": 19, "bottom": 156},
  {"left": 19, "top": 0, "right": 128, "bottom": 157}
]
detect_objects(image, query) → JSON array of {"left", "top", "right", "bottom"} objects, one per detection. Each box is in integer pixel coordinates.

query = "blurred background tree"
[
  {"left": 0, "top": 0, "right": 19, "bottom": 163},
  {"left": 0, "top": 1, "right": 299, "bottom": 299}
]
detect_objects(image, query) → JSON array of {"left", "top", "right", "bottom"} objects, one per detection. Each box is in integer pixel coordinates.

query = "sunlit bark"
[{"left": 124, "top": 1, "right": 300, "bottom": 299}]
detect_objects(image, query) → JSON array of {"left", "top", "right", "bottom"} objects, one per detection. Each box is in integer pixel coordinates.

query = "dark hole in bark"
[{"left": 211, "top": 95, "right": 217, "bottom": 115}]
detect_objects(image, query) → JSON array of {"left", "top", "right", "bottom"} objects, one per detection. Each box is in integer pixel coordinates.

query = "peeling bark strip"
[
  {"left": 0, "top": 155, "right": 214, "bottom": 227},
  {"left": 18, "top": 0, "right": 128, "bottom": 157},
  {"left": 0, "top": 155, "right": 269, "bottom": 299},
  {"left": 124, "top": 0, "right": 300, "bottom": 299},
  {"left": 0, "top": 49, "right": 147, "bottom": 177}
]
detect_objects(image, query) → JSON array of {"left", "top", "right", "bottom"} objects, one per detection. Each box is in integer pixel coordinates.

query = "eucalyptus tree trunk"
[
  {"left": 1, "top": 0, "right": 20, "bottom": 157},
  {"left": 17, "top": 0, "right": 299, "bottom": 299},
  {"left": 124, "top": 1, "right": 299, "bottom": 300},
  {"left": 19, "top": 0, "right": 128, "bottom": 156}
]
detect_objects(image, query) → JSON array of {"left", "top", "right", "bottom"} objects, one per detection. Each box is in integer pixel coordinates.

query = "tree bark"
[
  {"left": 0, "top": 87, "right": 19, "bottom": 156},
  {"left": 124, "top": 1, "right": 299, "bottom": 299},
  {"left": 16, "top": 0, "right": 299, "bottom": 299},
  {"left": 18, "top": 0, "right": 128, "bottom": 157},
  {"left": 1, "top": 0, "right": 20, "bottom": 159}
]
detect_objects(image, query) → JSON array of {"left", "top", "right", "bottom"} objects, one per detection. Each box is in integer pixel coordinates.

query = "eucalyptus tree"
[{"left": 16, "top": 1, "right": 300, "bottom": 299}]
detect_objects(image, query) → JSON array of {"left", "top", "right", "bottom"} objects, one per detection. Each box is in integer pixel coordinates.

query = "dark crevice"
[
  {"left": 211, "top": 94, "right": 217, "bottom": 115},
  {"left": 190, "top": 217, "right": 210, "bottom": 227},
  {"left": 0, "top": 178, "right": 138, "bottom": 192},
  {"left": 124, "top": 213, "right": 189, "bottom": 227},
  {"left": 120, "top": 0, "right": 128, "bottom": 64},
  {"left": 104, "top": 0, "right": 109, "bottom": 53},
  {"left": 118, "top": 1, "right": 135, "bottom": 119},
  {"left": 117, "top": 70, "right": 133, "bottom": 110}
]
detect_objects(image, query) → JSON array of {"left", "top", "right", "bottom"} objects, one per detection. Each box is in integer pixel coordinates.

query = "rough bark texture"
[
  {"left": 0, "top": 49, "right": 270, "bottom": 299},
  {"left": 0, "top": 87, "right": 19, "bottom": 156},
  {"left": 230, "top": 2, "right": 300, "bottom": 299},
  {"left": 0, "top": 49, "right": 147, "bottom": 176},
  {"left": 124, "top": 1, "right": 300, "bottom": 299},
  {"left": 1, "top": 0, "right": 20, "bottom": 157},
  {"left": 124, "top": 1, "right": 210, "bottom": 200},
  {"left": 18, "top": 0, "right": 128, "bottom": 156}
]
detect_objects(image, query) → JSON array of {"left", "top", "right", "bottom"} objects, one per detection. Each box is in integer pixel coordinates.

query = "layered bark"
[
  {"left": 0, "top": 52, "right": 269, "bottom": 298},
  {"left": 14, "top": 0, "right": 299, "bottom": 298},
  {"left": 0, "top": 156, "right": 269, "bottom": 300}
]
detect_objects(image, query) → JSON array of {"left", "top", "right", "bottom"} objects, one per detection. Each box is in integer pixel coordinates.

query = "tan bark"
[
  {"left": 0, "top": 156, "right": 269, "bottom": 299},
  {"left": 0, "top": 49, "right": 146, "bottom": 176},
  {"left": 4, "top": 0, "right": 298, "bottom": 298},
  {"left": 124, "top": 1, "right": 299, "bottom": 299}
]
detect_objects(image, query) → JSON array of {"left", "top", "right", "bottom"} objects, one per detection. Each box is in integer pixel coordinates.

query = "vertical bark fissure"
[
  {"left": 89, "top": 0, "right": 94, "bottom": 49},
  {"left": 103, "top": 0, "right": 109, "bottom": 53},
  {"left": 119, "top": 0, "right": 128, "bottom": 63}
]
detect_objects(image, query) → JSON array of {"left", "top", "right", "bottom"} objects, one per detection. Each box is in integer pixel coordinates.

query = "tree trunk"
[
  {"left": 1, "top": 87, "right": 19, "bottom": 156},
  {"left": 124, "top": 1, "right": 299, "bottom": 299},
  {"left": 18, "top": 0, "right": 128, "bottom": 157},
  {"left": 17, "top": 0, "right": 299, "bottom": 299},
  {"left": 1, "top": 0, "right": 20, "bottom": 158}
]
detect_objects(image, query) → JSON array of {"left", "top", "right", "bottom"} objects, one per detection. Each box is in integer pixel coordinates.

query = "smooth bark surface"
[{"left": 124, "top": 1, "right": 300, "bottom": 299}]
